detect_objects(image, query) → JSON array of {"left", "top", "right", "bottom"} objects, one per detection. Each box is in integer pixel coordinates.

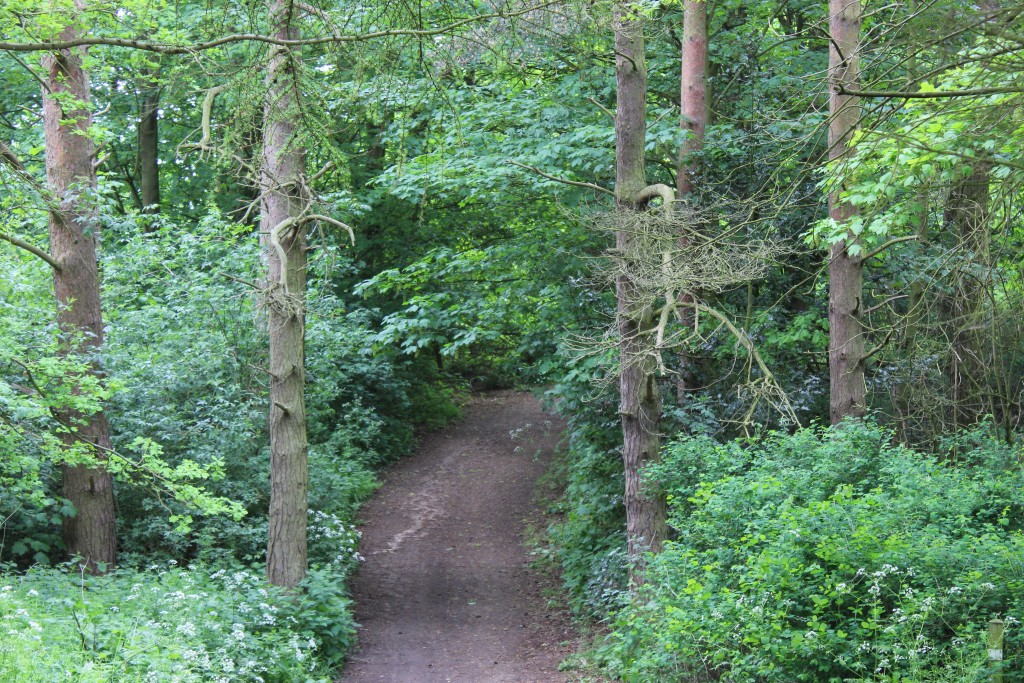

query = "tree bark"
[
  {"left": 827, "top": 0, "right": 866, "bottom": 424},
  {"left": 676, "top": 0, "right": 707, "bottom": 200},
  {"left": 614, "top": 4, "right": 668, "bottom": 583},
  {"left": 263, "top": 0, "right": 309, "bottom": 589},
  {"left": 42, "top": 6, "right": 117, "bottom": 572},
  {"left": 138, "top": 79, "right": 161, "bottom": 216}
]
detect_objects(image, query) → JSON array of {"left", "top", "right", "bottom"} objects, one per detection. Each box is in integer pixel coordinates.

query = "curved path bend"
[{"left": 340, "top": 390, "right": 572, "bottom": 683}]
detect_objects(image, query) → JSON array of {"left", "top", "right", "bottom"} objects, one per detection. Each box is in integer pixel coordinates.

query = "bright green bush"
[
  {"left": 0, "top": 563, "right": 354, "bottom": 682},
  {"left": 601, "top": 421, "right": 1024, "bottom": 682}
]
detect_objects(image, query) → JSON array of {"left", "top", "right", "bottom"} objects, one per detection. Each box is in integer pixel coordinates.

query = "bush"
[
  {"left": 601, "top": 420, "right": 1024, "bottom": 682},
  {"left": 0, "top": 563, "right": 354, "bottom": 682},
  {"left": 545, "top": 350, "right": 631, "bottom": 617}
]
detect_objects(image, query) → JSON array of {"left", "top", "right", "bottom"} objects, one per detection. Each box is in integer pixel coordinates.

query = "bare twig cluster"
[{"left": 571, "top": 202, "right": 799, "bottom": 426}]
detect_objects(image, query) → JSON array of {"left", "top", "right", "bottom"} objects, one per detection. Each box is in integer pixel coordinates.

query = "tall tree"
[
  {"left": 42, "top": 0, "right": 117, "bottom": 571},
  {"left": 614, "top": 2, "right": 670, "bottom": 582},
  {"left": 827, "top": 0, "right": 865, "bottom": 424},
  {"left": 262, "top": 0, "right": 309, "bottom": 588}
]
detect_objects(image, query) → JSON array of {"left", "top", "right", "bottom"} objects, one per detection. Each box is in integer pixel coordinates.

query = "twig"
[{"left": 507, "top": 160, "right": 615, "bottom": 196}]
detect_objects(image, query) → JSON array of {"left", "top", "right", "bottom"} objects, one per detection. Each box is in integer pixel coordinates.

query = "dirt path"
[{"left": 339, "top": 390, "right": 574, "bottom": 683}]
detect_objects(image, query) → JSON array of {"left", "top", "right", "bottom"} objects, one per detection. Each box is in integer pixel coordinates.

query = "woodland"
[{"left": 1, "top": 0, "right": 1024, "bottom": 681}]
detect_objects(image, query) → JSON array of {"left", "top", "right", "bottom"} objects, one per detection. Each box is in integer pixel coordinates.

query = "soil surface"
[{"left": 339, "top": 390, "right": 575, "bottom": 683}]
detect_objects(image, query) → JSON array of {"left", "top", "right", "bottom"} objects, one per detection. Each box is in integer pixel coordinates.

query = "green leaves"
[{"left": 601, "top": 421, "right": 1024, "bottom": 682}]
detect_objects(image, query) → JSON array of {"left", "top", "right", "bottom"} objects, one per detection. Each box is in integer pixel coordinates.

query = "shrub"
[
  {"left": 546, "top": 350, "right": 631, "bottom": 617},
  {"left": 0, "top": 563, "right": 354, "bottom": 682},
  {"left": 601, "top": 420, "right": 1024, "bottom": 682}
]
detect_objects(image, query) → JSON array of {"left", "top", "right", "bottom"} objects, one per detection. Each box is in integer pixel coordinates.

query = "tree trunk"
[
  {"left": 614, "top": 5, "right": 668, "bottom": 583},
  {"left": 263, "top": 0, "right": 309, "bottom": 589},
  {"left": 138, "top": 80, "right": 161, "bottom": 216},
  {"left": 42, "top": 7, "right": 116, "bottom": 572},
  {"left": 675, "top": 0, "right": 708, "bottom": 403},
  {"left": 944, "top": 162, "right": 991, "bottom": 430},
  {"left": 677, "top": 0, "right": 707, "bottom": 200},
  {"left": 827, "top": 0, "right": 866, "bottom": 424}
]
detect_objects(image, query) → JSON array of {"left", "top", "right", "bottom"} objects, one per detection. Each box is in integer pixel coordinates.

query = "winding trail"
[{"left": 340, "top": 390, "right": 573, "bottom": 683}]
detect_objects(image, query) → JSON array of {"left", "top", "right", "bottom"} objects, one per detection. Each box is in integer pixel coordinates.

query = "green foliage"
[
  {"left": 600, "top": 421, "right": 1024, "bottom": 682},
  {"left": 93, "top": 212, "right": 441, "bottom": 565},
  {"left": 355, "top": 213, "right": 595, "bottom": 387},
  {"left": 0, "top": 564, "right": 353, "bottom": 682},
  {"left": 545, "top": 349, "right": 630, "bottom": 617},
  {"left": 0, "top": 225, "right": 245, "bottom": 564}
]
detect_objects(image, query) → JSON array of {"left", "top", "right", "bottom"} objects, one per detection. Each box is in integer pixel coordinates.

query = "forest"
[{"left": 1, "top": 0, "right": 1024, "bottom": 680}]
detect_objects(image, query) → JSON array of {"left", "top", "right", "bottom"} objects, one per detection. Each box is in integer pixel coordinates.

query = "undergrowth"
[{"left": 595, "top": 420, "right": 1024, "bottom": 682}]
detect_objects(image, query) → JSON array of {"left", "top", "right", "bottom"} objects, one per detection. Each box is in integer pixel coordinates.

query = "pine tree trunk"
[
  {"left": 614, "top": 7, "right": 668, "bottom": 583},
  {"left": 263, "top": 0, "right": 309, "bottom": 589},
  {"left": 42, "top": 9, "right": 116, "bottom": 572},
  {"left": 827, "top": 0, "right": 866, "bottom": 424}
]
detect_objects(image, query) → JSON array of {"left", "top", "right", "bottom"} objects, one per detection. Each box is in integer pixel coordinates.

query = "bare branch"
[
  {"left": 694, "top": 302, "right": 800, "bottom": 426},
  {"left": 863, "top": 293, "right": 907, "bottom": 316},
  {"left": 861, "top": 325, "right": 897, "bottom": 365},
  {"left": 0, "top": 142, "right": 26, "bottom": 172},
  {"left": 217, "top": 271, "right": 263, "bottom": 290},
  {"left": 180, "top": 85, "right": 227, "bottom": 154},
  {"left": 635, "top": 183, "right": 675, "bottom": 208},
  {"left": 304, "top": 213, "right": 355, "bottom": 245},
  {"left": 507, "top": 160, "right": 614, "bottom": 196},
  {"left": 587, "top": 96, "right": 615, "bottom": 119},
  {"left": 309, "top": 161, "right": 334, "bottom": 182},
  {"left": 839, "top": 85, "right": 1024, "bottom": 100},
  {"left": 269, "top": 216, "right": 299, "bottom": 293}
]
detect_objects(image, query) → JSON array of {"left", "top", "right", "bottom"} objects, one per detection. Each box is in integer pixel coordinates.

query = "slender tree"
[
  {"left": 674, "top": 0, "right": 708, "bottom": 401},
  {"left": 138, "top": 71, "right": 161, "bottom": 215},
  {"left": 827, "top": 0, "right": 865, "bottom": 424},
  {"left": 42, "top": 0, "right": 117, "bottom": 571},
  {"left": 944, "top": 161, "right": 992, "bottom": 429},
  {"left": 262, "top": 0, "right": 309, "bottom": 588},
  {"left": 613, "top": 2, "right": 670, "bottom": 582}
]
